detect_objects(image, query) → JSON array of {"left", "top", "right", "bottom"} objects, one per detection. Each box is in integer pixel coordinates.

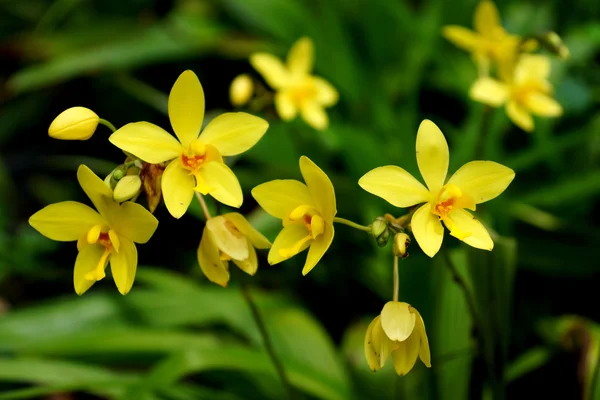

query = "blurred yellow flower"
[
  {"left": 250, "top": 37, "right": 338, "bottom": 130},
  {"left": 252, "top": 156, "right": 336, "bottom": 275},
  {"left": 359, "top": 120, "right": 514, "bottom": 258},
  {"left": 230, "top": 74, "right": 254, "bottom": 107},
  {"left": 28, "top": 165, "right": 158, "bottom": 295},
  {"left": 470, "top": 54, "right": 562, "bottom": 132},
  {"left": 109, "top": 70, "right": 269, "bottom": 218},
  {"left": 364, "top": 301, "right": 431, "bottom": 376},
  {"left": 49, "top": 107, "right": 99, "bottom": 140},
  {"left": 197, "top": 213, "right": 271, "bottom": 287},
  {"left": 443, "top": 0, "right": 520, "bottom": 77}
]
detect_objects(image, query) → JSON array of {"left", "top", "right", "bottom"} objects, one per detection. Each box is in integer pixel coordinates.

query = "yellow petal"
[
  {"left": 447, "top": 161, "right": 515, "bottom": 204},
  {"left": 233, "top": 240, "right": 258, "bottom": 275},
  {"left": 474, "top": 0, "right": 501, "bottom": 38},
  {"left": 275, "top": 91, "right": 298, "bottom": 121},
  {"left": 364, "top": 316, "right": 383, "bottom": 371},
  {"left": 29, "top": 201, "right": 105, "bottom": 242},
  {"left": 358, "top": 166, "right": 429, "bottom": 208},
  {"left": 206, "top": 215, "right": 249, "bottom": 261},
  {"left": 197, "top": 228, "right": 230, "bottom": 287},
  {"left": 200, "top": 161, "right": 243, "bottom": 208},
  {"left": 449, "top": 209, "right": 493, "bottom": 250},
  {"left": 442, "top": 26, "right": 480, "bottom": 51},
  {"left": 109, "top": 235, "right": 137, "bottom": 295},
  {"left": 525, "top": 93, "right": 563, "bottom": 117},
  {"left": 302, "top": 224, "right": 334, "bottom": 275},
  {"left": 109, "top": 122, "right": 183, "bottom": 164},
  {"left": 108, "top": 229, "right": 120, "bottom": 253},
  {"left": 74, "top": 244, "right": 104, "bottom": 295},
  {"left": 299, "top": 156, "right": 336, "bottom": 221},
  {"left": 168, "top": 70, "right": 205, "bottom": 147},
  {"left": 300, "top": 102, "right": 328, "bottom": 130},
  {"left": 470, "top": 77, "right": 509, "bottom": 107},
  {"left": 48, "top": 107, "right": 99, "bottom": 140},
  {"left": 252, "top": 180, "right": 313, "bottom": 220},
  {"left": 515, "top": 54, "right": 551, "bottom": 83},
  {"left": 380, "top": 301, "right": 416, "bottom": 342},
  {"left": 268, "top": 224, "right": 310, "bottom": 265},
  {"left": 312, "top": 77, "right": 338, "bottom": 107},
  {"left": 371, "top": 316, "right": 392, "bottom": 368},
  {"left": 287, "top": 37, "right": 314, "bottom": 76},
  {"left": 413, "top": 308, "right": 432, "bottom": 367},
  {"left": 77, "top": 164, "right": 118, "bottom": 221},
  {"left": 199, "top": 112, "right": 269, "bottom": 156},
  {"left": 162, "top": 160, "right": 195, "bottom": 219},
  {"left": 112, "top": 202, "right": 159, "bottom": 244},
  {"left": 506, "top": 100, "right": 534, "bottom": 132},
  {"left": 411, "top": 203, "right": 444, "bottom": 258},
  {"left": 250, "top": 53, "right": 290, "bottom": 89},
  {"left": 223, "top": 213, "right": 271, "bottom": 249},
  {"left": 416, "top": 119, "right": 449, "bottom": 194},
  {"left": 391, "top": 331, "right": 420, "bottom": 376}
]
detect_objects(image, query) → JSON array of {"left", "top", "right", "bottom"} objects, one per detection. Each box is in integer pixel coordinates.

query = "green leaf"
[
  {"left": 505, "top": 347, "right": 553, "bottom": 382},
  {"left": 517, "top": 171, "right": 600, "bottom": 207}
]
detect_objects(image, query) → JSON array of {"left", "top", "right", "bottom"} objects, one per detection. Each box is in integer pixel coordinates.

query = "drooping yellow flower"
[
  {"left": 49, "top": 107, "right": 99, "bottom": 140},
  {"left": 197, "top": 213, "right": 271, "bottom": 287},
  {"left": 250, "top": 37, "right": 338, "bottom": 130},
  {"left": 443, "top": 1, "right": 520, "bottom": 77},
  {"left": 359, "top": 120, "right": 514, "bottom": 258},
  {"left": 109, "top": 70, "right": 269, "bottom": 219},
  {"left": 252, "top": 156, "right": 336, "bottom": 275},
  {"left": 28, "top": 165, "right": 158, "bottom": 295},
  {"left": 470, "top": 54, "right": 562, "bottom": 132},
  {"left": 364, "top": 301, "right": 431, "bottom": 376}
]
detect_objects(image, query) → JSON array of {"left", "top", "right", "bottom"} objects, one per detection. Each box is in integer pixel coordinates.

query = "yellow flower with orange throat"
[
  {"left": 109, "top": 70, "right": 269, "bottom": 219},
  {"left": 28, "top": 165, "right": 158, "bottom": 295},
  {"left": 198, "top": 213, "right": 271, "bottom": 287},
  {"left": 252, "top": 156, "right": 336, "bottom": 275},
  {"left": 359, "top": 120, "right": 515, "bottom": 258},
  {"left": 250, "top": 37, "right": 338, "bottom": 130}
]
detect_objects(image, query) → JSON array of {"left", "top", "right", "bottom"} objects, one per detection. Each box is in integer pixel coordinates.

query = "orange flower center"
[
  {"left": 432, "top": 184, "right": 475, "bottom": 240},
  {"left": 181, "top": 139, "right": 208, "bottom": 173},
  {"left": 84, "top": 230, "right": 114, "bottom": 282},
  {"left": 279, "top": 205, "right": 325, "bottom": 258}
]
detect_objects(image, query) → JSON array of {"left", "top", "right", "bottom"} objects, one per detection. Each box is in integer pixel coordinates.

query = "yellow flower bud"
[
  {"left": 229, "top": 74, "right": 254, "bottom": 107},
  {"left": 393, "top": 233, "right": 410, "bottom": 259},
  {"left": 48, "top": 107, "right": 100, "bottom": 140},
  {"left": 113, "top": 175, "right": 142, "bottom": 202}
]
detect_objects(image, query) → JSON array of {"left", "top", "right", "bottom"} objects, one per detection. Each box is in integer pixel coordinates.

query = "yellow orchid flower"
[
  {"left": 359, "top": 120, "right": 515, "bottom": 258},
  {"left": 443, "top": 0, "right": 520, "bottom": 77},
  {"left": 109, "top": 70, "right": 269, "bottom": 219},
  {"left": 364, "top": 301, "right": 431, "bottom": 376},
  {"left": 197, "top": 213, "right": 271, "bottom": 287},
  {"left": 28, "top": 165, "right": 158, "bottom": 295},
  {"left": 252, "top": 156, "right": 336, "bottom": 275},
  {"left": 250, "top": 37, "right": 338, "bottom": 130},
  {"left": 470, "top": 54, "right": 563, "bottom": 132}
]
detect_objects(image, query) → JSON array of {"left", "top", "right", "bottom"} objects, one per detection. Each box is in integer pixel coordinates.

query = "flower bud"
[
  {"left": 230, "top": 74, "right": 254, "bottom": 107},
  {"left": 370, "top": 216, "right": 390, "bottom": 247},
  {"left": 48, "top": 107, "right": 99, "bottom": 140},
  {"left": 544, "top": 32, "right": 569, "bottom": 60},
  {"left": 393, "top": 233, "right": 410, "bottom": 259},
  {"left": 113, "top": 175, "right": 142, "bottom": 202}
]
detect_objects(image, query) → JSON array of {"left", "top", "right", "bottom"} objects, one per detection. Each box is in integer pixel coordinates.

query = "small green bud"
[
  {"left": 371, "top": 216, "right": 391, "bottom": 247},
  {"left": 112, "top": 169, "right": 125, "bottom": 181},
  {"left": 393, "top": 233, "right": 411, "bottom": 258},
  {"left": 113, "top": 175, "right": 142, "bottom": 202},
  {"left": 376, "top": 229, "right": 391, "bottom": 247}
]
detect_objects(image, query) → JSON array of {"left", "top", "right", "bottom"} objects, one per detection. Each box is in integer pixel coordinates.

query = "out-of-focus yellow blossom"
[
  {"left": 359, "top": 120, "right": 514, "bottom": 258},
  {"left": 230, "top": 74, "right": 254, "bottom": 107},
  {"left": 198, "top": 213, "right": 271, "bottom": 287},
  {"left": 113, "top": 175, "right": 142, "bottom": 202},
  {"left": 470, "top": 54, "right": 562, "bottom": 132},
  {"left": 109, "top": 70, "right": 269, "bottom": 218},
  {"left": 252, "top": 156, "right": 336, "bottom": 275},
  {"left": 250, "top": 37, "right": 338, "bottom": 130},
  {"left": 443, "top": 0, "right": 520, "bottom": 77},
  {"left": 49, "top": 107, "right": 99, "bottom": 140},
  {"left": 364, "top": 301, "right": 431, "bottom": 376},
  {"left": 28, "top": 165, "right": 158, "bottom": 295}
]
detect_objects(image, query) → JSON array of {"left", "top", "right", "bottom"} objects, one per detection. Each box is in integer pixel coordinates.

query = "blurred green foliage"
[{"left": 0, "top": 0, "right": 599, "bottom": 399}]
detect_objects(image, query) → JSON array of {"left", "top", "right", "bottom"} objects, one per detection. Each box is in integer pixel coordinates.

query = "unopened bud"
[
  {"left": 113, "top": 175, "right": 142, "bottom": 202},
  {"left": 112, "top": 169, "right": 125, "bottom": 181},
  {"left": 371, "top": 217, "right": 391, "bottom": 247},
  {"left": 230, "top": 74, "right": 254, "bottom": 107},
  {"left": 48, "top": 107, "right": 99, "bottom": 140},
  {"left": 544, "top": 32, "right": 569, "bottom": 60},
  {"left": 393, "top": 233, "right": 411, "bottom": 258}
]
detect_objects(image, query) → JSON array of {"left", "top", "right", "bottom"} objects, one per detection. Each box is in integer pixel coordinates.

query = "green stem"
[
  {"left": 98, "top": 119, "right": 117, "bottom": 133},
  {"left": 333, "top": 217, "right": 371, "bottom": 233},
  {"left": 195, "top": 192, "right": 212, "bottom": 220},
  {"left": 392, "top": 256, "right": 399, "bottom": 302},
  {"left": 240, "top": 284, "right": 294, "bottom": 400}
]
